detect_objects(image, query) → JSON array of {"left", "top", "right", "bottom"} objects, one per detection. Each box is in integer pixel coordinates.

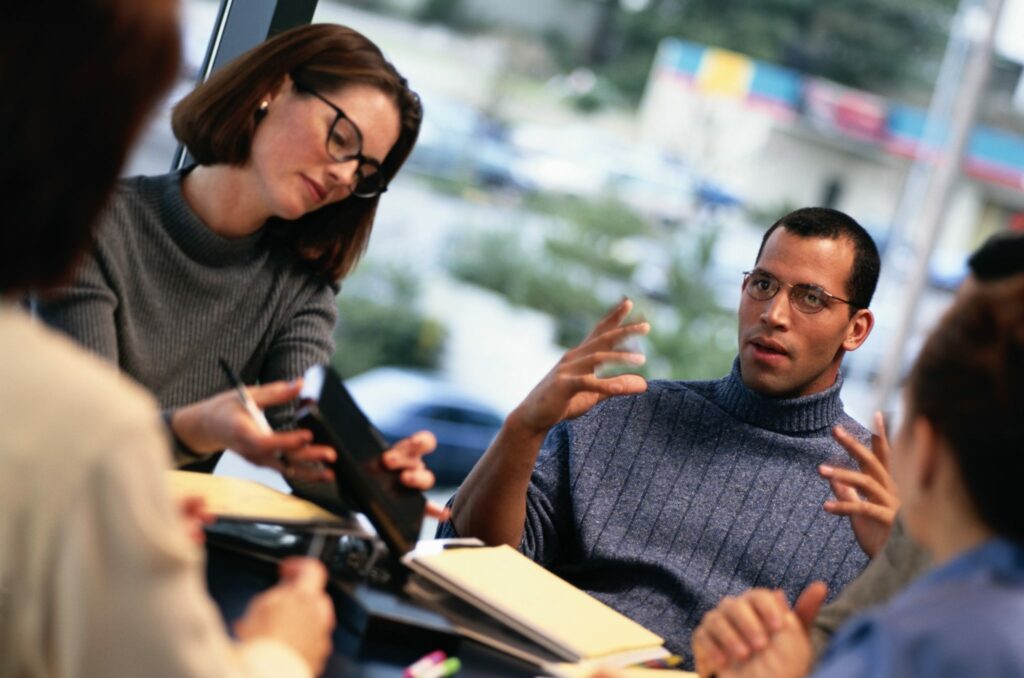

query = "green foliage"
[
  {"left": 415, "top": 0, "right": 460, "bottom": 23},
  {"left": 331, "top": 265, "right": 446, "bottom": 378},
  {"left": 589, "top": 0, "right": 957, "bottom": 105},
  {"left": 446, "top": 192, "right": 736, "bottom": 379},
  {"left": 643, "top": 246, "right": 736, "bottom": 381},
  {"left": 445, "top": 230, "right": 606, "bottom": 345},
  {"left": 524, "top": 194, "right": 652, "bottom": 239},
  {"left": 414, "top": 0, "right": 493, "bottom": 32},
  {"left": 545, "top": 237, "right": 636, "bottom": 281},
  {"left": 417, "top": 173, "right": 477, "bottom": 198}
]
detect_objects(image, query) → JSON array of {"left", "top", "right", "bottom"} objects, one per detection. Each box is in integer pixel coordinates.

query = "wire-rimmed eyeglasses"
[{"left": 743, "top": 270, "right": 863, "bottom": 314}]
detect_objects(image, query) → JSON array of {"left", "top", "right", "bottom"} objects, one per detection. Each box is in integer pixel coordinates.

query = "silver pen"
[{"left": 218, "top": 358, "right": 274, "bottom": 435}]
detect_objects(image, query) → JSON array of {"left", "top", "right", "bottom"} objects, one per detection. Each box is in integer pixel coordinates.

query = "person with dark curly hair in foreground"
[{"left": 0, "top": 2, "right": 334, "bottom": 676}]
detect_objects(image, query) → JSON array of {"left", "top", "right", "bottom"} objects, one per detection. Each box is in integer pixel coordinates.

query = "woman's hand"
[
  {"left": 821, "top": 412, "right": 899, "bottom": 558},
  {"left": 172, "top": 382, "right": 448, "bottom": 516},
  {"left": 511, "top": 299, "right": 649, "bottom": 437},
  {"left": 694, "top": 583, "right": 826, "bottom": 678},
  {"left": 170, "top": 379, "right": 336, "bottom": 482},
  {"left": 380, "top": 430, "right": 450, "bottom": 519}
]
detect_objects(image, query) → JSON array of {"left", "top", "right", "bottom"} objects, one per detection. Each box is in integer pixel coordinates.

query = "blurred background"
[{"left": 127, "top": 0, "right": 1024, "bottom": 529}]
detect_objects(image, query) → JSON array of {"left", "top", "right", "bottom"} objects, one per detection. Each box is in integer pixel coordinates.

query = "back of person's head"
[
  {"left": 172, "top": 23, "right": 423, "bottom": 283},
  {"left": 0, "top": 0, "right": 181, "bottom": 294},
  {"left": 907, "top": 274, "right": 1024, "bottom": 542},
  {"left": 968, "top": 231, "right": 1024, "bottom": 281},
  {"left": 756, "top": 207, "right": 881, "bottom": 311}
]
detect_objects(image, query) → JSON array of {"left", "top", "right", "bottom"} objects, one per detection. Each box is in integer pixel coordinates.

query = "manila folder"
[
  {"left": 403, "top": 544, "right": 667, "bottom": 665},
  {"left": 167, "top": 470, "right": 347, "bottom": 526}
]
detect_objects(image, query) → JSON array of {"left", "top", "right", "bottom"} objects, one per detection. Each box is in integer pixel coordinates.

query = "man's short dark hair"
[
  {"left": 755, "top": 207, "right": 881, "bottom": 311},
  {"left": 967, "top": 232, "right": 1024, "bottom": 281}
]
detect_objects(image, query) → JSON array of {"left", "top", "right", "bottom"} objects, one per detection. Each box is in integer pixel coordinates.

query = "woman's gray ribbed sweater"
[{"left": 39, "top": 171, "right": 338, "bottom": 466}]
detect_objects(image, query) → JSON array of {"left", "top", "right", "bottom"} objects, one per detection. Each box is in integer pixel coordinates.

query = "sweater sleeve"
[
  {"left": 37, "top": 246, "right": 120, "bottom": 364},
  {"left": 260, "top": 279, "right": 337, "bottom": 430},
  {"left": 434, "top": 424, "right": 575, "bottom": 555},
  {"left": 518, "top": 422, "right": 575, "bottom": 567},
  {"left": 269, "top": 279, "right": 341, "bottom": 508}
]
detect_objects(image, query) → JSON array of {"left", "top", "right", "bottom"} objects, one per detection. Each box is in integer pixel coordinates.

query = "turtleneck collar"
[
  {"left": 713, "top": 357, "right": 846, "bottom": 435},
  {"left": 138, "top": 169, "right": 266, "bottom": 266}
]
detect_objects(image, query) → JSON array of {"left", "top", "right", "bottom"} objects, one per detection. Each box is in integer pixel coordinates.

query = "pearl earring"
[{"left": 255, "top": 100, "right": 269, "bottom": 121}]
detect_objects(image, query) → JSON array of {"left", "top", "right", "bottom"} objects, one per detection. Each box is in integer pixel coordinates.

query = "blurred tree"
[
  {"left": 415, "top": 0, "right": 463, "bottom": 24},
  {"left": 446, "top": 193, "right": 735, "bottom": 379},
  {"left": 445, "top": 229, "right": 606, "bottom": 345},
  {"left": 331, "top": 264, "right": 447, "bottom": 378},
  {"left": 585, "top": 0, "right": 621, "bottom": 66},
  {"left": 578, "top": 0, "right": 957, "bottom": 104}
]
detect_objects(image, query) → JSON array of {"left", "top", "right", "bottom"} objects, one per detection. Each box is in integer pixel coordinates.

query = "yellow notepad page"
[
  {"left": 411, "top": 545, "right": 664, "bottom": 661},
  {"left": 167, "top": 470, "right": 345, "bottom": 525}
]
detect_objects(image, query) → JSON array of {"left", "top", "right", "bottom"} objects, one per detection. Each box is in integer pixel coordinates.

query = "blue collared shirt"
[{"left": 813, "top": 538, "right": 1024, "bottom": 677}]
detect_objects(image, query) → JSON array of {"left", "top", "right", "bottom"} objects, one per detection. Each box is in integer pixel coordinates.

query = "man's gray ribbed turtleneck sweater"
[
  {"left": 442, "top": 361, "right": 870, "bottom": 665},
  {"left": 39, "top": 171, "right": 338, "bottom": 468}
]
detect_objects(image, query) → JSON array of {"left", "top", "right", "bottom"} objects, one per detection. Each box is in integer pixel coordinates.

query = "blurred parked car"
[
  {"left": 407, "top": 94, "right": 531, "bottom": 193},
  {"left": 345, "top": 367, "right": 506, "bottom": 486},
  {"left": 606, "top": 148, "right": 696, "bottom": 225}
]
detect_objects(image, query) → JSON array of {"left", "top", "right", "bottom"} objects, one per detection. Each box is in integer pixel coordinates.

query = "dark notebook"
[{"left": 295, "top": 364, "right": 426, "bottom": 558}]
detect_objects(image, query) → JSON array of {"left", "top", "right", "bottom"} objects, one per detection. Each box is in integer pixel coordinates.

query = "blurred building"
[
  {"left": 638, "top": 38, "right": 1024, "bottom": 256},
  {"left": 459, "top": 0, "right": 600, "bottom": 50}
]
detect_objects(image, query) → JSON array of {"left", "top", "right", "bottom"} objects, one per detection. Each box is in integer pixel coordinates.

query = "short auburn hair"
[
  {"left": 171, "top": 23, "right": 421, "bottom": 283},
  {"left": 908, "top": 274, "right": 1024, "bottom": 541},
  {"left": 1, "top": 0, "right": 180, "bottom": 293}
]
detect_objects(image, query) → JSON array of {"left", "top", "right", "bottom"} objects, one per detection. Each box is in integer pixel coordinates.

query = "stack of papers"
[{"left": 403, "top": 541, "right": 670, "bottom": 671}]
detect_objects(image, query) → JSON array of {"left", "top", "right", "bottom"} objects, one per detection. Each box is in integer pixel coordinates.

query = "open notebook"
[
  {"left": 167, "top": 470, "right": 349, "bottom": 527},
  {"left": 402, "top": 541, "right": 669, "bottom": 670}
]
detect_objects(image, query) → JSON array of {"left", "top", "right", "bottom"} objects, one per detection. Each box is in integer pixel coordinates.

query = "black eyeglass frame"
[
  {"left": 292, "top": 78, "right": 388, "bottom": 199},
  {"left": 742, "top": 270, "right": 864, "bottom": 314}
]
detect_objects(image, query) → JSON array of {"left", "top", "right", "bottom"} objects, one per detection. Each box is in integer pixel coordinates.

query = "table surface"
[{"left": 204, "top": 543, "right": 540, "bottom": 678}]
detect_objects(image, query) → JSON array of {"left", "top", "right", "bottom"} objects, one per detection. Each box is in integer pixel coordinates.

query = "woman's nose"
[{"left": 326, "top": 158, "right": 359, "bottom": 190}]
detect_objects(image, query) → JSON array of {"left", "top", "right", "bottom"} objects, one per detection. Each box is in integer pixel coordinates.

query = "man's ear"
[{"left": 842, "top": 309, "right": 874, "bottom": 351}]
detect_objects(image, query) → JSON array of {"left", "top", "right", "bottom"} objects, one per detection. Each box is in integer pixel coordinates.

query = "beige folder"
[
  {"left": 403, "top": 543, "right": 668, "bottom": 667},
  {"left": 167, "top": 470, "right": 347, "bottom": 526}
]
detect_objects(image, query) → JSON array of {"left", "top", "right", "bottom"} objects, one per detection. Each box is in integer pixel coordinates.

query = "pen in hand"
[{"left": 218, "top": 357, "right": 275, "bottom": 436}]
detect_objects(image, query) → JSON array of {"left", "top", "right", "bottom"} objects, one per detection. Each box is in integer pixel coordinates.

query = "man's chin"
[{"left": 738, "top": 360, "right": 793, "bottom": 398}]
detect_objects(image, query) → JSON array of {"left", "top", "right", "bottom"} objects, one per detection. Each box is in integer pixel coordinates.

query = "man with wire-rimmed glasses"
[{"left": 440, "top": 207, "right": 887, "bottom": 670}]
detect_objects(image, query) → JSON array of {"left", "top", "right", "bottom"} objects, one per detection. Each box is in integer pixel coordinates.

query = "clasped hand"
[{"left": 693, "top": 583, "right": 828, "bottom": 678}]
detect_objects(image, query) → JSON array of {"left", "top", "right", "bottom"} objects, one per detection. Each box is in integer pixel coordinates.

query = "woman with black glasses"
[{"left": 39, "top": 24, "right": 437, "bottom": 499}]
